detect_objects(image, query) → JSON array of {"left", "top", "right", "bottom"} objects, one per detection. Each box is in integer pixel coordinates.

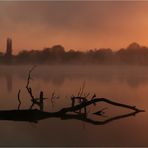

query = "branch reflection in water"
[{"left": 0, "top": 66, "right": 144, "bottom": 126}]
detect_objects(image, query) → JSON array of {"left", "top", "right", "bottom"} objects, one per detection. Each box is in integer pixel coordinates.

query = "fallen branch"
[
  {"left": 0, "top": 108, "right": 143, "bottom": 125},
  {"left": 61, "top": 110, "right": 140, "bottom": 125},
  {"left": 60, "top": 97, "right": 145, "bottom": 114},
  {"left": 12, "top": 66, "right": 144, "bottom": 125}
]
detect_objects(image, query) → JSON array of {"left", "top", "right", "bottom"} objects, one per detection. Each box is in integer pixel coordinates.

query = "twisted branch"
[
  {"left": 26, "top": 66, "right": 36, "bottom": 100},
  {"left": 60, "top": 97, "right": 145, "bottom": 114}
]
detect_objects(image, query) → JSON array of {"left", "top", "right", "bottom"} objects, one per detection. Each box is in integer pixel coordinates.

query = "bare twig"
[
  {"left": 29, "top": 91, "right": 48, "bottom": 111},
  {"left": 17, "top": 89, "right": 21, "bottom": 110},
  {"left": 77, "top": 87, "right": 82, "bottom": 97},
  {"left": 84, "top": 92, "right": 90, "bottom": 98},
  {"left": 26, "top": 65, "right": 36, "bottom": 100},
  {"left": 50, "top": 91, "right": 55, "bottom": 109},
  {"left": 77, "top": 81, "right": 86, "bottom": 97},
  {"left": 91, "top": 94, "right": 97, "bottom": 105},
  {"left": 25, "top": 66, "right": 49, "bottom": 111},
  {"left": 79, "top": 81, "right": 85, "bottom": 97}
]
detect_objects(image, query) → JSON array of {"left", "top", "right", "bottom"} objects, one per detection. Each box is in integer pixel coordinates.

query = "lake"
[{"left": 0, "top": 65, "right": 147, "bottom": 146}]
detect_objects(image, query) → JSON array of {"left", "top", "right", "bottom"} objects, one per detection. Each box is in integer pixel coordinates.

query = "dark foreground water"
[{"left": 0, "top": 65, "right": 147, "bottom": 146}]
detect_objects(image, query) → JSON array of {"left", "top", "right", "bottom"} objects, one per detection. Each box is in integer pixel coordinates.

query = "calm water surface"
[{"left": 0, "top": 65, "right": 147, "bottom": 146}]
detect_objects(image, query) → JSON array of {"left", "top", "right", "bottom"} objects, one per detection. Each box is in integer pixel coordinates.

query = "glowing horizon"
[{"left": 1, "top": 1, "right": 148, "bottom": 54}]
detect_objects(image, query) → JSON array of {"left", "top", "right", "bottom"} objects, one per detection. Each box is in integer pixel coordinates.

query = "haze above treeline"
[
  {"left": 2, "top": 42, "right": 148, "bottom": 65},
  {"left": 1, "top": 1, "right": 148, "bottom": 51}
]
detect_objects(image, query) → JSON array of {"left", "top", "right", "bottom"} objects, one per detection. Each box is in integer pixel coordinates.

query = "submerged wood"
[
  {"left": 59, "top": 97, "right": 145, "bottom": 113},
  {"left": 9, "top": 67, "right": 144, "bottom": 124},
  {"left": 0, "top": 109, "right": 143, "bottom": 125},
  {"left": 0, "top": 97, "right": 145, "bottom": 124}
]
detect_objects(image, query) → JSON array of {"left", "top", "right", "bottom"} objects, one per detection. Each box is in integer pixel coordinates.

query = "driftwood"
[
  {"left": 9, "top": 89, "right": 147, "bottom": 124},
  {"left": 10, "top": 66, "right": 144, "bottom": 125},
  {"left": 64, "top": 97, "right": 144, "bottom": 114},
  {"left": 0, "top": 102, "right": 144, "bottom": 125}
]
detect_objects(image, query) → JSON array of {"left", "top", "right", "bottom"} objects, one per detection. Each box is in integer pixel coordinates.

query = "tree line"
[{"left": 1, "top": 42, "right": 148, "bottom": 65}]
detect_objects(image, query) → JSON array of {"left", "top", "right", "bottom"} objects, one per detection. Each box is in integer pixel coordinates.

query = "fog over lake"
[{"left": 0, "top": 65, "right": 147, "bottom": 146}]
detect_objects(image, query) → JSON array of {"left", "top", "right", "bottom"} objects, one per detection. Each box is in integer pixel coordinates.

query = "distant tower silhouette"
[
  {"left": 5, "top": 38, "right": 12, "bottom": 64},
  {"left": 6, "top": 38, "right": 12, "bottom": 56}
]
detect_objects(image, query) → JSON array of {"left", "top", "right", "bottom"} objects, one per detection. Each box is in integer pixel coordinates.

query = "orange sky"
[{"left": 1, "top": 1, "right": 148, "bottom": 54}]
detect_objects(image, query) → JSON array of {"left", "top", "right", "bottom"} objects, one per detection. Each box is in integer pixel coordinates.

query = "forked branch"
[
  {"left": 22, "top": 67, "right": 144, "bottom": 125},
  {"left": 26, "top": 66, "right": 36, "bottom": 100},
  {"left": 60, "top": 97, "right": 145, "bottom": 114}
]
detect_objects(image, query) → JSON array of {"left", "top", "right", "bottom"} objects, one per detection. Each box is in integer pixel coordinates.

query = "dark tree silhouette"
[{"left": 1, "top": 42, "right": 148, "bottom": 65}]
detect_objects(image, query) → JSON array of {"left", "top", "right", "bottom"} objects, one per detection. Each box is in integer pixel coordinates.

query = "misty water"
[{"left": 0, "top": 65, "right": 148, "bottom": 146}]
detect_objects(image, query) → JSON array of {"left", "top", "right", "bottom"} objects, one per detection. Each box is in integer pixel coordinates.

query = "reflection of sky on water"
[
  {"left": 0, "top": 65, "right": 147, "bottom": 146},
  {"left": 5, "top": 73, "right": 12, "bottom": 92},
  {"left": 1, "top": 65, "right": 148, "bottom": 92}
]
